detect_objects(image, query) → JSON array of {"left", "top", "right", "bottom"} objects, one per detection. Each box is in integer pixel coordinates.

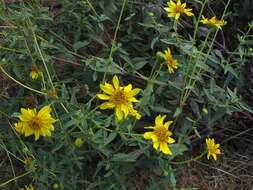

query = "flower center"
[
  {"left": 29, "top": 116, "right": 41, "bottom": 130},
  {"left": 165, "top": 55, "right": 174, "bottom": 65},
  {"left": 174, "top": 5, "right": 184, "bottom": 13},
  {"left": 154, "top": 127, "right": 169, "bottom": 142},
  {"left": 208, "top": 145, "right": 216, "bottom": 154},
  {"left": 111, "top": 89, "right": 128, "bottom": 105}
]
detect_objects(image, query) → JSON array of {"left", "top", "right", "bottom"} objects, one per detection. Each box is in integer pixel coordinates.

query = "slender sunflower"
[
  {"left": 162, "top": 48, "right": 178, "bottom": 74},
  {"left": 200, "top": 16, "right": 226, "bottom": 30},
  {"left": 164, "top": 0, "right": 194, "bottom": 20},
  {"left": 19, "top": 184, "right": 35, "bottom": 190},
  {"left": 97, "top": 75, "right": 141, "bottom": 121},
  {"left": 206, "top": 138, "right": 221, "bottom": 161},
  {"left": 144, "top": 115, "right": 175, "bottom": 155},
  {"left": 15, "top": 105, "right": 57, "bottom": 140},
  {"left": 30, "top": 65, "right": 42, "bottom": 80},
  {"left": 74, "top": 138, "right": 84, "bottom": 147}
]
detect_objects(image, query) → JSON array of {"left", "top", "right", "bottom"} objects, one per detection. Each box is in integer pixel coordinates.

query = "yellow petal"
[
  {"left": 112, "top": 75, "right": 119, "bottom": 89},
  {"left": 160, "top": 143, "right": 172, "bottom": 155},
  {"left": 164, "top": 121, "right": 173, "bottom": 129},
  {"left": 129, "top": 88, "right": 141, "bottom": 96},
  {"left": 167, "top": 137, "right": 175, "bottom": 144},
  {"left": 175, "top": 13, "right": 180, "bottom": 20},
  {"left": 37, "top": 105, "right": 51, "bottom": 118},
  {"left": 155, "top": 115, "right": 166, "bottom": 126},
  {"left": 121, "top": 104, "right": 129, "bottom": 117},
  {"left": 153, "top": 141, "right": 159, "bottom": 150},
  {"left": 34, "top": 131, "right": 40, "bottom": 140},
  {"left": 129, "top": 97, "right": 139, "bottom": 103},
  {"left": 99, "top": 102, "right": 115, "bottom": 110},
  {"left": 97, "top": 94, "right": 110, "bottom": 100},
  {"left": 124, "top": 84, "right": 132, "bottom": 92},
  {"left": 164, "top": 7, "right": 170, "bottom": 12},
  {"left": 20, "top": 108, "right": 36, "bottom": 122},
  {"left": 207, "top": 153, "right": 210, "bottom": 160},
  {"left": 100, "top": 83, "right": 114, "bottom": 95},
  {"left": 115, "top": 107, "right": 123, "bottom": 120},
  {"left": 144, "top": 132, "right": 154, "bottom": 139},
  {"left": 15, "top": 122, "right": 24, "bottom": 133},
  {"left": 168, "top": 0, "right": 176, "bottom": 7},
  {"left": 213, "top": 154, "right": 217, "bottom": 161}
]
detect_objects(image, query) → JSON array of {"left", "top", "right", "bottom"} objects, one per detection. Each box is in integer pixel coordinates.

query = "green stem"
[
  {"left": 168, "top": 151, "right": 206, "bottom": 165},
  {"left": 102, "top": 0, "right": 127, "bottom": 83},
  {"left": 0, "top": 66, "right": 46, "bottom": 95}
]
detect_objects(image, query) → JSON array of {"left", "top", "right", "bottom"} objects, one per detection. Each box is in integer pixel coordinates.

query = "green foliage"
[{"left": 0, "top": 0, "right": 252, "bottom": 189}]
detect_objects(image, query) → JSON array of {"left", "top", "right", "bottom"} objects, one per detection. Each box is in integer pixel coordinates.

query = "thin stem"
[
  {"left": 183, "top": 0, "right": 232, "bottom": 102},
  {"left": 0, "top": 171, "right": 31, "bottom": 187},
  {"left": 168, "top": 151, "right": 206, "bottom": 165},
  {"left": 0, "top": 66, "right": 46, "bottom": 95},
  {"left": 102, "top": 0, "right": 127, "bottom": 83},
  {"left": 28, "top": 20, "right": 55, "bottom": 90},
  {"left": 85, "top": 0, "right": 98, "bottom": 16}
]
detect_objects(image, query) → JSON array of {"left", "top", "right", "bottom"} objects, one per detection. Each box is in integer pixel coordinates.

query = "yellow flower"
[
  {"left": 162, "top": 48, "right": 178, "bottom": 74},
  {"left": 144, "top": 115, "right": 175, "bottom": 155},
  {"left": 19, "top": 184, "right": 35, "bottom": 190},
  {"left": 164, "top": 0, "right": 194, "bottom": 20},
  {"left": 74, "top": 138, "right": 84, "bottom": 147},
  {"left": 97, "top": 75, "right": 141, "bottom": 121},
  {"left": 200, "top": 15, "right": 226, "bottom": 30},
  {"left": 206, "top": 138, "right": 221, "bottom": 161},
  {"left": 30, "top": 65, "right": 42, "bottom": 80},
  {"left": 15, "top": 105, "right": 57, "bottom": 140}
]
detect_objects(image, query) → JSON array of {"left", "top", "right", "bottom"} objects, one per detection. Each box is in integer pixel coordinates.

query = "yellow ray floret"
[
  {"left": 164, "top": 0, "right": 194, "bottom": 20},
  {"left": 144, "top": 115, "right": 175, "bottom": 155},
  {"left": 206, "top": 138, "right": 221, "bottom": 161},
  {"left": 97, "top": 75, "right": 141, "bottom": 121},
  {"left": 200, "top": 15, "right": 226, "bottom": 30},
  {"left": 30, "top": 65, "right": 42, "bottom": 80},
  {"left": 19, "top": 184, "right": 35, "bottom": 190},
  {"left": 15, "top": 105, "right": 57, "bottom": 140},
  {"left": 162, "top": 48, "right": 178, "bottom": 74}
]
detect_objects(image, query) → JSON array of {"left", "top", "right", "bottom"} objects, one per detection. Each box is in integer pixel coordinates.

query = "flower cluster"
[
  {"left": 13, "top": 0, "right": 225, "bottom": 164},
  {"left": 164, "top": 0, "right": 226, "bottom": 30}
]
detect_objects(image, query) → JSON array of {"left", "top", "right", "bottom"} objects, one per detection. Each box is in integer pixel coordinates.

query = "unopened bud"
[
  {"left": 156, "top": 51, "right": 165, "bottom": 59},
  {"left": 202, "top": 108, "right": 208, "bottom": 114}
]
